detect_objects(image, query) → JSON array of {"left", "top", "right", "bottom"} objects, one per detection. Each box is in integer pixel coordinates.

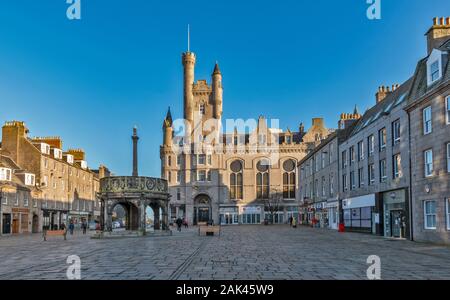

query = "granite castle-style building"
[{"left": 161, "top": 51, "right": 332, "bottom": 226}]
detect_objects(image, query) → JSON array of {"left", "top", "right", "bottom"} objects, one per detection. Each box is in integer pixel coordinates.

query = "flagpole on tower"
[{"left": 187, "top": 24, "right": 190, "bottom": 52}]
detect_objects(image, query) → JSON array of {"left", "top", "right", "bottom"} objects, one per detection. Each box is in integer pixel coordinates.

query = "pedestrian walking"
[
  {"left": 292, "top": 217, "right": 297, "bottom": 228},
  {"left": 289, "top": 216, "right": 293, "bottom": 227},
  {"left": 176, "top": 217, "right": 183, "bottom": 232},
  {"left": 82, "top": 221, "right": 87, "bottom": 235},
  {"left": 183, "top": 218, "right": 188, "bottom": 228},
  {"left": 69, "top": 221, "right": 75, "bottom": 235}
]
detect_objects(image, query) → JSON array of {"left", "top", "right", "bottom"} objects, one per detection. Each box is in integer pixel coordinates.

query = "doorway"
[
  {"left": 197, "top": 207, "right": 210, "bottom": 223},
  {"left": 193, "top": 194, "right": 212, "bottom": 225},
  {"left": 2, "top": 214, "right": 11, "bottom": 234},
  {"left": 390, "top": 210, "right": 404, "bottom": 238},
  {"left": 32, "top": 214, "right": 39, "bottom": 233},
  {"left": 12, "top": 216, "right": 19, "bottom": 234}
]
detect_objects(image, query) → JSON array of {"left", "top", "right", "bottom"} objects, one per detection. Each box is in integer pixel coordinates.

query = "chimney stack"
[
  {"left": 426, "top": 17, "right": 450, "bottom": 55},
  {"left": 375, "top": 84, "right": 398, "bottom": 104}
]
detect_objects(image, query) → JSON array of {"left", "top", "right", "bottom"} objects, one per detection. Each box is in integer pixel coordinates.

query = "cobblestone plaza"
[{"left": 1, "top": 226, "right": 449, "bottom": 280}]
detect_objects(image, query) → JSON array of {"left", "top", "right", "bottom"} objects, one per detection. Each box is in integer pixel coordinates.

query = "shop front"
[
  {"left": 286, "top": 206, "right": 299, "bottom": 223},
  {"left": 382, "top": 189, "right": 409, "bottom": 239},
  {"left": 12, "top": 208, "right": 30, "bottom": 234},
  {"left": 69, "top": 211, "right": 90, "bottom": 229},
  {"left": 42, "top": 209, "right": 68, "bottom": 230},
  {"left": 312, "top": 202, "right": 328, "bottom": 228},
  {"left": 219, "top": 206, "right": 239, "bottom": 225},
  {"left": 342, "top": 194, "right": 375, "bottom": 233},
  {"left": 326, "top": 199, "right": 339, "bottom": 230},
  {"left": 241, "top": 206, "right": 262, "bottom": 225}
]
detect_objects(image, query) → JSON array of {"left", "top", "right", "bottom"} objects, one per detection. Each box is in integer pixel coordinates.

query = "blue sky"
[{"left": 0, "top": 0, "right": 449, "bottom": 176}]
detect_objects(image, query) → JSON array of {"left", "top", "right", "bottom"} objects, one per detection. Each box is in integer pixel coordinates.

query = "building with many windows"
[
  {"left": 339, "top": 80, "right": 412, "bottom": 238},
  {"left": 405, "top": 17, "right": 450, "bottom": 244},
  {"left": 298, "top": 112, "right": 361, "bottom": 230},
  {"left": 0, "top": 154, "right": 39, "bottom": 235},
  {"left": 1, "top": 121, "right": 106, "bottom": 232},
  {"left": 161, "top": 51, "right": 332, "bottom": 226}
]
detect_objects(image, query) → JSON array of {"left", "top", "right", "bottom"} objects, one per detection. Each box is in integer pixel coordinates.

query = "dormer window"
[
  {"left": 0, "top": 168, "right": 12, "bottom": 181},
  {"left": 430, "top": 61, "right": 440, "bottom": 82},
  {"left": 25, "top": 173, "right": 36, "bottom": 186},
  {"left": 53, "top": 148, "right": 63, "bottom": 160},
  {"left": 39, "top": 143, "right": 51, "bottom": 155},
  {"left": 427, "top": 50, "right": 443, "bottom": 86},
  {"left": 80, "top": 161, "right": 88, "bottom": 170},
  {"left": 66, "top": 154, "right": 74, "bottom": 164}
]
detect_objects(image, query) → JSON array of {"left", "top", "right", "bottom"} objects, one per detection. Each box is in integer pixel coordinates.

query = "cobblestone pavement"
[{"left": 1, "top": 225, "right": 450, "bottom": 280}]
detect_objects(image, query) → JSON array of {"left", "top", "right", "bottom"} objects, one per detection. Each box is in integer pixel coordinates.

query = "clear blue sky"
[{"left": 0, "top": 0, "right": 449, "bottom": 177}]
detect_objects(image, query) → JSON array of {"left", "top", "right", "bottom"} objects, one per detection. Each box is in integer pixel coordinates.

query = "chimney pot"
[
  {"left": 440, "top": 17, "right": 445, "bottom": 25},
  {"left": 433, "top": 17, "right": 439, "bottom": 26},
  {"left": 446, "top": 17, "right": 450, "bottom": 25}
]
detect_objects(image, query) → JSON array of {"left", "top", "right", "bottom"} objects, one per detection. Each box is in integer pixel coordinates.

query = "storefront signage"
[
  {"left": 342, "top": 194, "right": 375, "bottom": 209},
  {"left": 12, "top": 208, "right": 30, "bottom": 213},
  {"left": 219, "top": 207, "right": 238, "bottom": 213},
  {"left": 239, "top": 206, "right": 261, "bottom": 214}
]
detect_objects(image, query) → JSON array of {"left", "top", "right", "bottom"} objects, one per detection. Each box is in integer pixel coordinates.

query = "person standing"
[
  {"left": 69, "top": 220, "right": 75, "bottom": 235},
  {"left": 82, "top": 220, "right": 87, "bottom": 235},
  {"left": 176, "top": 217, "right": 183, "bottom": 232}
]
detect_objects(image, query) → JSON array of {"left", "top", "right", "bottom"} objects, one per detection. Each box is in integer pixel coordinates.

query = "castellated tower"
[
  {"left": 212, "top": 63, "right": 223, "bottom": 119},
  {"left": 162, "top": 108, "right": 173, "bottom": 147},
  {"left": 182, "top": 52, "right": 196, "bottom": 123}
]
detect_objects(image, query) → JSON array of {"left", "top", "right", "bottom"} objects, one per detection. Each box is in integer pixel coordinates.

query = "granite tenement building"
[
  {"left": 405, "top": 17, "right": 450, "bottom": 244},
  {"left": 0, "top": 121, "right": 107, "bottom": 233}
]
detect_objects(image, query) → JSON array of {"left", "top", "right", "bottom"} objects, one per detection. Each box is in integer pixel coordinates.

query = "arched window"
[
  {"left": 256, "top": 159, "right": 270, "bottom": 199},
  {"left": 283, "top": 159, "right": 296, "bottom": 199},
  {"left": 230, "top": 160, "right": 243, "bottom": 200}
]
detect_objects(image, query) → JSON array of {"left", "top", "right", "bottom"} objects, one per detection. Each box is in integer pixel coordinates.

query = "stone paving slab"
[{"left": 0, "top": 226, "right": 449, "bottom": 280}]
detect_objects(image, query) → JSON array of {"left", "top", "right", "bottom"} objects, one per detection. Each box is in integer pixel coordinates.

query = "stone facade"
[
  {"left": 161, "top": 52, "right": 332, "bottom": 226},
  {"left": 1, "top": 121, "right": 106, "bottom": 232},
  {"left": 0, "top": 154, "right": 39, "bottom": 235},
  {"left": 298, "top": 114, "right": 359, "bottom": 230},
  {"left": 339, "top": 81, "right": 412, "bottom": 238},
  {"left": 405, "top": 18, "right": 450, "bottom": 244}
]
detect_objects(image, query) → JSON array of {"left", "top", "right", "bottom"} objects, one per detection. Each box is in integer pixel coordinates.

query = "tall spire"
[
  {"left": 165, "top": 107, "right": 173, "bottom": 125},
  {"left": 353, "top": 105, "right": 360, "bottom": 115},
  {"left": 213, "top": 62, "right": 221, "bottom": 75}
]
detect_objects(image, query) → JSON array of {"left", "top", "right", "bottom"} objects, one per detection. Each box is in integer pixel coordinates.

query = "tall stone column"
[{"left": 132, "top": 127, "right": 139, "bottom": 177}]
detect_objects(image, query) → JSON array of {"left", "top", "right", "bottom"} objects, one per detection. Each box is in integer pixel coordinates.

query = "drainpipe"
[{"left": 407, "top": 111, "right": 414, "bottom": 241}]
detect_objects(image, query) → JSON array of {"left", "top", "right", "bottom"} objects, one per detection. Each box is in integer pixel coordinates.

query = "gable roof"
[
  {"left": 406, "top": 38, "right": 450, "bottom": 108},
  {"left": 350, "top": 78, "right": 413, "bottom": 136}
]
